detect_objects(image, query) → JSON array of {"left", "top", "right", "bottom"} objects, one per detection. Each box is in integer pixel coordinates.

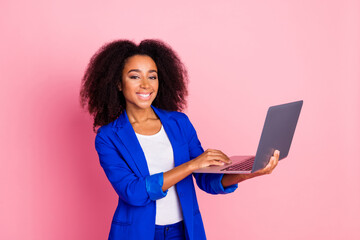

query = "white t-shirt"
[{"left": 135, "top": 125, "right": 183, "bottom": 225}]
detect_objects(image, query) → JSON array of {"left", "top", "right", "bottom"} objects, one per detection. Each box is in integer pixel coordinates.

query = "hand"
[
  {"left": 253, "top": 150, "right": 280, "bottom": 176},
  {"left": 190, "top": 149, "right": 232, "bottom": 171},
  {"left": 221, "top": 150, "right": 280, "bottom": 187}
]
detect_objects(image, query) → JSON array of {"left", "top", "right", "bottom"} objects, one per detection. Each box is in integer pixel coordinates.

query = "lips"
[{"left": 136, "top": 92, "right": 152, "bottom": 100}]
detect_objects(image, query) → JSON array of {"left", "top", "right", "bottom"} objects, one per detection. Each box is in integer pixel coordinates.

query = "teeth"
[{"left": 138, "top": 93, "right": 150, "bottom": 97}]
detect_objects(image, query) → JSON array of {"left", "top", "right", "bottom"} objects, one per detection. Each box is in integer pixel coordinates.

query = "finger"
[
  {"left": 269, "top": 151, "right": 279, "bottom": 164},
  {"left": 265, "top": 157, "right": 275, "bottom": 173},
  {"left": 273, "top": 150, "right": 280, "bottom": 166},
  {"left": 206, "top": 150, "right": 231, "bottom": 163},
  {"left": 209, "top": 160, "right": 226, "bottom": 166},
  {"left": 274, "top": 150, "right": 280, "bottom": 161},
  {"left": 271, "top": 156, "right": 277, "bottom": 166},
  {"left": 208, "top": 155, "right": 232, "bottom": 164},
  {"left": 215, "top": 150, "right": 230, "bottom": 160},
  {"left": 206, "top": 148, "right": 220, "bottom": 153},
  {"left": 216, "top": 155, "right": 231, "bottom": 164},
  {"left": 266, "top": 156, "right": 275, "bottom": 167},
  {"left": 207, "top": 149, "right": 227, "bottom": 156},
  {"left": 270, "top": 156, "right": 278, "bottom": 172}
]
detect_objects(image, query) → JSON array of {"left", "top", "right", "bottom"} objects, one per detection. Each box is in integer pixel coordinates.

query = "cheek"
[
  {"left": 121, "top": 85, "right": 135, "bottom": 100},
  {"left": 122, "top": 81, "right": 136, "bottom": 92},
  {"left": 153, "top": 80, "right": 159, "bottom": 91}
]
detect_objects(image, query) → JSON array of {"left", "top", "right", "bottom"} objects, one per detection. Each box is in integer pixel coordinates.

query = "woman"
[{"left": 80, "top": 39, "right": 279, "bottom": 240}]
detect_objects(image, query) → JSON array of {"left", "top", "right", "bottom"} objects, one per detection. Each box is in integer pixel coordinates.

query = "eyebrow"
[{"left": 127, "top": 69, "right": 158, "bottom": 74}]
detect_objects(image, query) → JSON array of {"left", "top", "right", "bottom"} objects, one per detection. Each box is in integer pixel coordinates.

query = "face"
[{"left": 120, "top": 55, "right": 159, "bottom": 111}]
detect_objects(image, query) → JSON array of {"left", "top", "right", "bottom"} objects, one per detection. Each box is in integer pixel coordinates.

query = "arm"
[
  {"left": 181, "top": 114, "right": 238, "bottom": 194},
  {"left": 161, "top": 113, "right": 235, "bottom": 193},
  {"left": 162, "top": 144, "right": 280, "bottom": 193},
  {"left": 96, "top": 126, "right": 231, "bottom": 207},
  {"left": 178, "top": 113, "right": 279, "bottom": 192},
  {"left": 162, "top": 161, "right": 194, "bottom": 191},
  {"left": 95, "top": 133, "right": 166, "bottom": 206},
  {"left": 162, "top": 149, "right": 231, "bottom": 192}
]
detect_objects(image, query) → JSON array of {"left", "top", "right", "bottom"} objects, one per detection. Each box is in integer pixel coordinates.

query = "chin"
[{"left": 134, "top": 101, "right": 154, "bottom": 110}]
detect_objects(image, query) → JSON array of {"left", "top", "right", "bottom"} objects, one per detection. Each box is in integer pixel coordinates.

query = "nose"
[{"left": 140, "top": 78, "right": 150, "bottom": 88}]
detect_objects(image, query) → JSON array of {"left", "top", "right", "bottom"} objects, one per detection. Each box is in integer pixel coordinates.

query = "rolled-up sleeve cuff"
[
  {"left": 145, "top": 172, "right": 168, "bottom": 201},
  {"left": 211, "top": 174, "right": 238, "bottom": 194}
]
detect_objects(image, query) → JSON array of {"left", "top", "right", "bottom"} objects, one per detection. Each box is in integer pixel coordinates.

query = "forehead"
[{"left": 123, "top": 55, "right": 157, "bottom": 71}]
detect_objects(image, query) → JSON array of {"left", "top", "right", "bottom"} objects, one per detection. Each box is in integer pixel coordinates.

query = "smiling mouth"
[
  {"left": 136, "top": 92, "right": 152, "bottom": 100},
  {"left": 137, "top": 93, "right": 151, "bottom": 97}
]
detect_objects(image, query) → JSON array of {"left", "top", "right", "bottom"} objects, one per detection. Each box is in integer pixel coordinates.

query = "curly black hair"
[{"left": 80, "top": 39, "right": 188, "bottom": 132}]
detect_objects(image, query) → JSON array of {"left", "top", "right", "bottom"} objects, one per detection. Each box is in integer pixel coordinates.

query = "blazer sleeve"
[
  {"left": 182, "top": 114, "right": 238, "bottom": 194},
  {"left": 95, "top": 131, "right": 167, "bottom": 207}
]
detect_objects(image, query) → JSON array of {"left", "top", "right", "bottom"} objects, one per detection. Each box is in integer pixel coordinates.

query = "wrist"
[
  {"left": 235, "top": 173, "right": 252, "bottom": 182},
  {"left": 222, "top": 173, "right": 251, "bottom": 187},
  {"left": 187, "top": 159, "right": 198, "bottom": 172}
]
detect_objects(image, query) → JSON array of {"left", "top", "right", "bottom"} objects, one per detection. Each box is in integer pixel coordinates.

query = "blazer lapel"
[
  {"left": 114, "top": 110, "right": 150, "bottom": 177},
  {"left": 152, "top": 106, "right": 184, "bottom": 168}
]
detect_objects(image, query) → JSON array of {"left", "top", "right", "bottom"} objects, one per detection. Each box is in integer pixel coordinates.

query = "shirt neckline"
[{"left": 135, "top": 125, "right": 163, "bottom": 137}]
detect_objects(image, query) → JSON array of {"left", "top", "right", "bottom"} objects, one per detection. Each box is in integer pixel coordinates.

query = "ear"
[{"left": 118, "top": 83, "right": 122, "bottom": 91}]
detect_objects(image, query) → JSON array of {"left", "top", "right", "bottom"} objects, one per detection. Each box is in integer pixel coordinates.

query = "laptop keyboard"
[{"left": 221, "top": 157, "right": 255, "bottom": 172}]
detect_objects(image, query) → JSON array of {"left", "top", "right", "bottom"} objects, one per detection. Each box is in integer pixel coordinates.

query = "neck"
[{"left": 126, "top": 105, "right": 157, "bottom": 124}]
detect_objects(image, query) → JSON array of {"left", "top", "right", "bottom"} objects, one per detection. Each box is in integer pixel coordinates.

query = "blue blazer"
[{"left": 95, "top": 105, "right": 237, "bottom": 240}]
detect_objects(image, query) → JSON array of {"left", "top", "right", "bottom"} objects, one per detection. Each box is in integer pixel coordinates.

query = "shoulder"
[
  {"left": 95, "top": 118, "right": 117, "bottom": 143},
  {"left": 155, "top": 108, "right": 191, "bottom": 125}
]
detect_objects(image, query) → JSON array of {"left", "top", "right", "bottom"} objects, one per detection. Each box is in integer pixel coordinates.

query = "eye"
[
  {"left": 149, "top": 76, "right": 157, "bottom": 80},
  {"left": 129, "top": 75, "right": 139, "bottom": 79}
]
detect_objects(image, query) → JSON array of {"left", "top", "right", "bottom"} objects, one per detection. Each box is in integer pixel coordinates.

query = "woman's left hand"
[
  {"left": 253, "top": 149, "right": 280, "bottom": 176},
  {"left": 221, "top": 150, "right": 280, "bottom": 188}
]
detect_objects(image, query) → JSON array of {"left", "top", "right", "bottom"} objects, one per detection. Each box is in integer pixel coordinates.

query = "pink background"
[{"left": 1, "top": 0, "right": 359, "bottom": 239}]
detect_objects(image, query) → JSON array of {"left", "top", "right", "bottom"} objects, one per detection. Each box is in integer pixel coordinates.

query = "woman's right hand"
[{"left": 189, "top": 149, "right": 232, "bottom": 171}]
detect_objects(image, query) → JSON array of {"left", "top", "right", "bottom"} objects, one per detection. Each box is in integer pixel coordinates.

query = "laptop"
[{"left": 193, "top": 100, "right": 303, "bottom": 174}]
